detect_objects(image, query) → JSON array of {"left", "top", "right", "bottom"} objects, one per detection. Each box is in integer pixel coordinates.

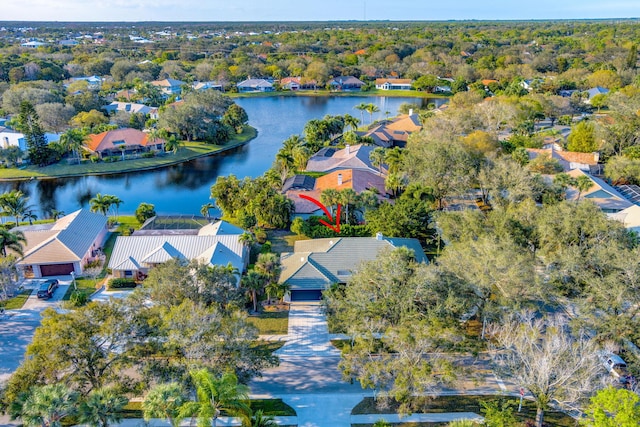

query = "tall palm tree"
[
  {"left": 143, "top": 383, "right": 185, "bottom": 427},
  {"left": 200, "top": 202, "right": 215, "bottom": 220},
  {"left": 338, "top": 188, "right": 359, "bottom": 225},
  {"left": 265, "top": 280, "right": 284, "bottom": 305},
  {"left": 291, "top": 145, "right": 311, "bottom": 171},
  {"left": 343, "top": 114, "right": 360, "bottom": 131},
  {"left": 241, "top": 270, "right": 267, "bottom": 313},
  {"left": 59, "top": 128, "right": 87, "bottom": 164},
  {"left": 320, "top": 188, "right": 341, "bottom": 216},
  {"left": 50, "top": 209, "right": 65, "bottom": 220},
  {"left": 354, "top": 103, "right": 368, "bottom": 125},
  {"left": 574, "top": 175, "right": 593, "bottom": 201},
  {"left": 0, "top": 229, "right": 26, "bottom": 257},
  {"left": 384, "top": 147, "right": 404, "bottom": 175},
  {"left": 1, "top": 190, "right": 32, "bottom": 226},
  {"left": 364, "top": 103, "right": 380, "bottom": 124},
  {"left": 10, "top": 383, "right": 78, "bottom": 427},
  {"left": 176, "top": 369, "right": 250, "bottom": 427},
  {"left": 255, "top": 252, "right": 282, "bottom": 285},
  {"left": 385, "top": 172, "right": 406, "bottom": 199},
  {"left": 22, "top": 210, "right": 37, "bottom": 225},
  {"left": 105, "top": 195, "right": 123, "bottom": 220},
  {"left": 239, "top": 232, "right": 257, "bottom": 249},
  {"left": 89, "top": 193, "right": 112, "bottom": 216},
  {"left": 369, "top": 147, "right": 387, "bottom": 176},
  {"left": 78, "top": 387, "right": 128, "bottom": 427}
]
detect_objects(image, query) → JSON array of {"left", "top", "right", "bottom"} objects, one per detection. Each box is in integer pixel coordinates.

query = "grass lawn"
[
  {"left": 2, "top": 289, "right": 32, "bottom": 309},
  {"left": 62, "top": 277, "right": 103, "bottom": 301},
  {"left": 352, "top": 396, "right": 578, "bottom": 426},
  {"left": 247, "top": 307, "right": 289, "bottom": 335},
  {"left": 0, "top": 127, "right": 256, "bottom": 180},
  {"left": 353, "top": 423, "right": 448, "bottom": 427}
]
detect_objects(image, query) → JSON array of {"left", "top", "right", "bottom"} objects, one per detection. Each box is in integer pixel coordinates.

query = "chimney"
[
  {"left": 376, "top": 232, "right": 383, "bottom": 241},
  {"left": 409, "top": 108, "right": 413, "bottom": 116},
  {"left": 594, "top": 152, "right": 600, "bottom": 163},
  {"left": 345, "top": 144, "right": 350, "bottom": 154},
  {"left": 337, "top": 173, "right": 343, "bottom": 185}
]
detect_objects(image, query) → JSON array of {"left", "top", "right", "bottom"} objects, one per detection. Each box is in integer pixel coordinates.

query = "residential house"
[
  {"left": 329, "top": 76, "right": 365, "bottom": 91},
  {"left": 433, "top": 85, "right": 452, "bottom": 93},
  {"left": 108, "top": 220, "right": 249, "bottom": 283},
  {"left": 526, "top": 147, "right": 600, "bottom": 173},
  {"left": 237, "top": 78, "right": 274, "bottom": 93},
  {"left": 585, "top": 86, "right": 609, "bottom": 103},
  {"left": 305, "top": 144, "right": 387, "bottom": 175},
  {"left": 0, "top": 127, "right": 61, "bottom": 151},
  {"left": 609, "top": 204, "right": 640, "bottom": 234},
  {"left": 58, "top": 39, "right": 79, "bottom": 46},
  {"left": 151, "top": 78, "right": 185, "bottom": 96},
  {"left": 20, "top": 41, "right": 47, "bottom": 48},
  {"left": 85, "top": 128, "right": 164, "bottom": 159},
  {"left": 374, "top": 78, "right": 413, "bottom": 91},
  {"left": 284, "top": 169, "right": 389, "bottom": 218},
  {"left": 102, "top": 102, "right": 159, "bottom": 120},
  {"left": 566, "top": 169, "right": 633, "bottom": 213},
  {"left": 280, "top": 77, "right": 317, "bottom": 91},
  {"left": 362, "top": 110, "right": 422, "bottom": 148},
  {"left": 279, "top": 235, "right": 428, "bottom": 301},
  {"left": 192, "top": 81, "right": 223, "bottom": 92},
  {"left": 15, "top": 209, "right": 109, "bottom": 278},
  {"left": 68, "top": 75, "right": 103, "bottom": 90}
]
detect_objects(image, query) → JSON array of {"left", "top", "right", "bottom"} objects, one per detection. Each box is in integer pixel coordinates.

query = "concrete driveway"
[{"left": 0, "top": 276, "right": 72, "bottom": 385}]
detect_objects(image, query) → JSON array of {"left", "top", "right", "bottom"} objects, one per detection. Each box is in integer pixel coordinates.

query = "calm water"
[{"left": 0, "top": 96, "right": 445, "bottom": 217}]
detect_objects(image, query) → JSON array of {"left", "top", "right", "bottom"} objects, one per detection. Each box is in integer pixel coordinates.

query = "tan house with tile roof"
[
  {"left": 305, "top": 144, "right": 386, "bottom": 175},
  {"left": 15, "top": 209, "right": 109, "bottom": 278},
  {"left": 362, "top": 112, "right": 422, "bottom": 147},
  {"left": 85, "top": 128, "right": 164, "bottom": 159},
  {"left": 566, "top": 169, "right": 633, "bottom": 213}
]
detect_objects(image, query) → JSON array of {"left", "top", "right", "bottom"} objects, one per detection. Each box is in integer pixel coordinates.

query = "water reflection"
[{"left": 0, "top": 96, "right": 447, "bottom": 217}]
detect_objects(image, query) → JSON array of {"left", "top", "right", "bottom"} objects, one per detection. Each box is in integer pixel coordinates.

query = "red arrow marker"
[{"left": 298, "top": 194, "right": 341, "bottom": 233}]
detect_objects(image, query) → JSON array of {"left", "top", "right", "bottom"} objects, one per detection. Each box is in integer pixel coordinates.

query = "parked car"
[{"left": 36, "top": 279, "right": 59, "bottom": 299}]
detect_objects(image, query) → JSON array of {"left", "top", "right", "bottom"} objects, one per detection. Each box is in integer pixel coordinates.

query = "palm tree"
[
  {"left": 22, "top": 210, "right": 37, "bottom": 225},
  {"left": 59, "top": 128, "right": 87, "bottom": 164},
  {"left": 255, "top": 252, "right": 282, "bottom": 285},
  {"left": 78, "top": 387, "right": 128, "bottom": 427},
  {"left": 385, "top": 173, "right": 406, "bottom": 198},
  {"left": 251, "top": 410, "right": 278, "bottom": 427},
  {"left": 89, "top": 193, "right": 113, "bottom": 216},
  {"left": 265, "top": 281, "right": 283, "bottom": 305},
  {"left": 0, "top": 229, "right": 26, "bottom": 257},
  {"left": 354, "top": 103, "right": 368, "bottom": 125},
  {"left": 574, "top": 174, "right": 593, "bottom": 201},
  {"left": 1, "top": 190, "right": 32, "bottom": 226},
  {"left": 239, "top": 232, "right": 257, "bottom": 249},
  {"left": 369, "top": 147, "right": 387, "bottom": 176},
  {"left": 384, "top": 147, "right": 404, "bottom": 175},
  {"left": 10, "top": 383, "right": 78, "bottom": 427},
  {"left": 105, "top": 195, "right": 123, "bottom": 220},
  {"left": 338, "top": 188, "right": 359, "bottom": 225},
  {"left": 364, "top": 103, "right": 380, "bottom": 124},
  {"left": 292, "top": 145, "right": 311, "bottom": 171},
  {"left": 275, "top": 151, "right": 294, "bottom": 177},
  {"left": 343, "top": 114, "right": 360, "bottom": 131},
  {"left": 142, "top": 383, "right": 185, "bottom": 427},
  {"left": 50, "top": 209, "right": 65, "bottom": 220},
  {"left": 164, "top": 135, "right": 182, "bottom": 155},
  {"left": 176, "top": 369, "right": 250, "bottom": 427},
  {"left": 200, "top": 202, "right": 215, "bottom": 220},
  {"left": 320, "top": 188, "right": 341, "bottom": 216},
  {"left": 241, "top": 270, "right": 267, "bottom": 312}
]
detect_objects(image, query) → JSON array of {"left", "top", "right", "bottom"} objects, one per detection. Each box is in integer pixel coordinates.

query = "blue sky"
[{"left": 2, "top": 0, "right": 640, "bottom": 22}]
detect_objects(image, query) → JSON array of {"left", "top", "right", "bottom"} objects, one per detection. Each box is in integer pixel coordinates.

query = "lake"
[{"left": 0, "top": 95, "right": 445, "bottom": 217}]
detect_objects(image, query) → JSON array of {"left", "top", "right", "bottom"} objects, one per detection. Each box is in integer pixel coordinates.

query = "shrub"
[
  {"left": 254, "top": 227, "right": 267, "bottom": 244},
  {"left": 141, "top": 152, "right": 155, "bottom": 158},
  {"left": 260, "top": 241, "right": 272, "bottom": 253},
  {"left": 69, "top": 290, "right": 89, "bottom": 307},
  {"left": 108, "top": 278, "right": 137, "bottom": 289},
  {"left": 89, "top": 155, "right": 100, "bottom": 163}
]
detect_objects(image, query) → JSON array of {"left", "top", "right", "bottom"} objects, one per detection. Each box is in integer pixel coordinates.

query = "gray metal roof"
[
  {"left": 108, "top": 234, "right": 246, "bottom": 274},
  {"left": 280, "top": 236, "right": 428, "bottom": 290}
]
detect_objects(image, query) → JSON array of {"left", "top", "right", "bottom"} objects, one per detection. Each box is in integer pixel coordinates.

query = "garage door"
[
  {"left": 40, "top": 263, "right": 74, "bottom": 276},
  {"left": 291, "top": 290, "right": 323, "bottom": 301}
]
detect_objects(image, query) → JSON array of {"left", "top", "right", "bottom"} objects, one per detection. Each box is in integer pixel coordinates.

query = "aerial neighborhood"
[{"left": 1, "top": 17, "right": 640, "bottom": 427}]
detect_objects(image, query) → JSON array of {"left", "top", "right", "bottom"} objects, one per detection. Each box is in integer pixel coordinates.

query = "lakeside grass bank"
[{"left": 0, "top": 126, "right": 257, "bottom": 181}]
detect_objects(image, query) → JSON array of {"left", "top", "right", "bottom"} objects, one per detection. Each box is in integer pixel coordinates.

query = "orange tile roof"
[
  {"left": 482, "top": 79, "right": 498, "bottom": 85},
  {"left": 354, "top": 49, "right": 366, "bottom": 55},
  {"left": 86, "top": 128, "right": 160, "bottom": 153}
]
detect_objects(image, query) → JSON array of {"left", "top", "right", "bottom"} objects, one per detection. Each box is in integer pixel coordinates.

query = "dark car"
[{"left": 36, "top": 279, "right": 59, "bottom": 299}]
